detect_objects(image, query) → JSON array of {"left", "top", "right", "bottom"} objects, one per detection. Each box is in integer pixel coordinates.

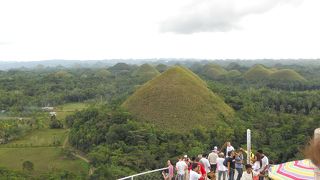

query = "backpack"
[{"left": 223, "top": 158, "right": 228, "bottom": 167}]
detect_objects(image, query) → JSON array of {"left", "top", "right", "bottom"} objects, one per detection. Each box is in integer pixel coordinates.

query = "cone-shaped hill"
[
  {"left": 202, "top": 64, "right": 228, "bottom": 79},
  {"left": 243, "top": 65, "right": 272, "bottom": 80},
  {"left": 227, "top": 70, "right": 242, "bottom": 77},
  {"left": 155, "top": 64, "right": 168, "bottom": 73},
  {"left": 122, "top": 66, "right": 234, "bottom": 131},
  {"left": 132, "top": 64, "right": 160, "bottom": 82},
  {"left": 269, "top": 69, "right": 306, "bottom": 82}
]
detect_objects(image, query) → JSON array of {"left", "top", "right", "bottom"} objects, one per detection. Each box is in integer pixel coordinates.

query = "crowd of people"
[{"left": 162, "top": 142, "right": 270, "bottom": 180}]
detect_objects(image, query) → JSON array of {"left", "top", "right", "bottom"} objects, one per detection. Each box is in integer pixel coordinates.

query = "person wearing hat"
[{"left": 208, "top": 146, "right": 219, "bottom": 173}]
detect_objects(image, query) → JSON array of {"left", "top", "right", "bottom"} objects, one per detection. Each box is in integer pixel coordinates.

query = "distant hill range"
[
  {"left": 1, "top": 59, "right": 320, "bottom": 70},
  {"left": 122, "top": 66, "right": 234, "bottom": 131},
  {"left": 244, "top": 65, "right": 306, "bottom": 81}
]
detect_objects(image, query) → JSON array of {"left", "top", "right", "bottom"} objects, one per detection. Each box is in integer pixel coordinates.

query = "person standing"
[
  {"left": 208, "top": 147, "right": 219, "bottom": 173},
  {"left": 226, "top": 151, "right": 236, "bottom": 180},
  {"left": 226, "top": 142, "right": 235, "bottom": 158},
  {"left": 217, "top": 153, "right": 227, "bottom": 180},
  {"left": 240, "top": 164, "right": 259, "bottom": 180},
  {"left": 176, "top": 156, "right": 188, "bottom": 180},
  {"left": 190, "top": 163, "right": 202, "bottom": 180},
  {"left": 195, "top": 157, "right": 206, "bottom": 180},
  {"left": 235, "top": 151, "right": 244, "bottom": 180},
  {"left": 162, "top": 160, "right": 174, "bottom": 180},
  {"left": 257, "top": 150, "right": 269, "bottom": 180},
  {"left": 200, "top": 153, "right": 211, "bottom": 174}
]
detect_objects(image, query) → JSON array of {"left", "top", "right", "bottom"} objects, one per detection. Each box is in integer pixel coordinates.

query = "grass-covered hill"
[
  {"left": 155, "top": 64, "right": 168, "bottom": 73},
  {"left": 243, "top": 65, "right": 306, "bottom": 82},
  {"left": 269, "top": 69, "right": 306, "bottom": 82},
  {"left": 132, "top": 64, "right": 160, "bottom": 82},
  {"left": 226, "top": 70, "right": 242, "bottom": 77},
  {"left": 202, "top": 64, "right": 228, "bottom": 79},
  {"left": 243, "top": 64, "right": 272, "bottom": 80},
  {"left": 122, "top": 66, "right": 234, "bottom": 131}
]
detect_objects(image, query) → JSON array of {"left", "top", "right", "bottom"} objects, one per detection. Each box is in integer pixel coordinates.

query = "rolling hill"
[
  {"left": 226, "top": 70, "right": 242, "bottom": 77},
  {"left": 202, "top": 64, "right": 228, "bottom": 79},
  {"left": 122, "top": 66, "right": 234, "bottom": 131},
  {"left": 132, "top": 64, "right": 160, "bottom": 82},
  {"left": 269, "top": 69, "right": 306, "bottom": 81},
  {"left": 243, "top": 64, "right": 272, "bottom": 80}
]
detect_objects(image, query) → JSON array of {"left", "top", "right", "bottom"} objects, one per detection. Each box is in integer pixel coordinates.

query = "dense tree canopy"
[{"left": 1, "top": 61, "right": 320, "bottom": 179}]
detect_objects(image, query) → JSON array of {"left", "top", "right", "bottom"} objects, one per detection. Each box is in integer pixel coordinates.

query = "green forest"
[{"left": 0, "top": 60, "right": 320, "bottom": 179}]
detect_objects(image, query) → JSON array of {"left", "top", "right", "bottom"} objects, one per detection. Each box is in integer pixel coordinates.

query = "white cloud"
[
  {"left": 0, "top": 0, "right": 319, "bottom": 61},
  {"left": 160, "top": 0, "right": 303, "bottom": 34}
]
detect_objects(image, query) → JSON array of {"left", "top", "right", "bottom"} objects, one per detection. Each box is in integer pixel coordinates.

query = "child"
[{"left": 240, "top": 164, "right": 259, "bottom": 180}]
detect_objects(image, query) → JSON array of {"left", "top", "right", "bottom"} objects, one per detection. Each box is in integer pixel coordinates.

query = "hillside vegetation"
[
  {"left": 243, "top": 65, "right": 305, "bottom": 82},
  {"left": 202, "top": 64, "right": 228, "bottom": 79},
  {"left": 122, "top": 66, "right": 234, "bottom": 131},
  {"left": 243, "top": 65, "right": 273, "bottom": 80},
  {"left": 132, "top": 64, "right": 160, "bottom": 83},
  {"left": 269, "top": 69, "right": 306, "bottom": 81}
]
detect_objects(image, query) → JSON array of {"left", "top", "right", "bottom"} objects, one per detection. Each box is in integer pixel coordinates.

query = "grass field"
[
  {"left": 1, "top": 129, "right": 68, "bottom": 147},
  {"left": 0, "top": 102, "right": 90, "bottom": 176},
  {"left": 0, "top": 147, "right": 89, "bottom": 175},
  {"left": 55, "top": 102, "right": 89, "bottom": 120}
]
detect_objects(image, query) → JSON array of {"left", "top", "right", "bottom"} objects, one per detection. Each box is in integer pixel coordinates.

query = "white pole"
[
  {"left": 314, "top": 128, "right": 320, "bottom": 180},
  {"left": 247, "top": 129, "right": 251, "bottom": 164}
]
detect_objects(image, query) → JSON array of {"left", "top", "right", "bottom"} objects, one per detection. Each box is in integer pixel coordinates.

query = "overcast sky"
[{"left": 0, "top": 0, "right": 319, "bottom": 61}]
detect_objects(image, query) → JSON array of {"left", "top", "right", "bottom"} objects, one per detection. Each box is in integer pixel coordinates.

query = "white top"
[
  {"left": 216, "top": 157, "right": 227, "bottom": 171},
  {"left": 240, "top": 171, "right": 259, "bottom": 180},
  {"left": 208, "top": 152, "right": 218, "bottom": 164},
  {"left": 226, "top": 146, "right": 234, "bottom": 157},
  {"left": 189, "top": 170, "right": 201, "bottom": 180},
  {"left": 252, "top": 161, "right": 261, "bottom": 172},
  {"left": 176, "top": 161, "right": 187, "bottom": 175},
  {"left": 200, "top": 157, "right": 211, "bottom": 173},
  {"left": 260, "top": 156, "right": 269, "bottom": 172}
]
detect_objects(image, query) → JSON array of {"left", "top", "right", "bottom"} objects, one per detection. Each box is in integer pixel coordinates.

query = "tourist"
[
  {"left": 217, "top": 153, "right": 227, "bottom": 180},
  {"left": 195, "top": 157, "right": 206, "bottom": 180},
  {"left": 200, "top": 153, "right": 211, "bottom": 174},
  {"left": 208, "top": 147, "right": 219, "bottom": 173},
  {"left": 176, "top": 156, "right": 188, "bottom": 180},
  {"left": 240, "top": 164, "right": 259, "bottom": 180},
  {"left": 184, "top": 155, "right": 190, "bottom": 180},
  {"left": 162, "top": 160, "right": 174, "bottom": 180},
  {"left": 235, "top": 150, "right": 244, "bottom": 180},
  {"left": 226, "top": 142, "right": 235, "bottom": 158},
  {"left": 257, "top": 150, "right": 269, "bottom": 180},
  {"left": 189, "top": 163, "right": 202, "bottom": 180},
  {"left": 252, "top": 153, "right": 262, "bottom": 178},
  {"left": 225, "top": 151, "right": 236, "bottom": 180}
]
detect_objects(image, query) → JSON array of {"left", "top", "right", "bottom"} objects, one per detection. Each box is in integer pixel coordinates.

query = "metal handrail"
[{"left": 117, "top": 167, "right": 169, "bottom": 180}]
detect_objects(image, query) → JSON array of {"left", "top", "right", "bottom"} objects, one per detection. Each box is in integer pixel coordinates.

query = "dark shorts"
[{"left": 211, "top": 164, "right": 217, "bottom": 172}]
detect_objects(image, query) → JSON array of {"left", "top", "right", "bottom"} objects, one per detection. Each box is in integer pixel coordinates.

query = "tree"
[{"left": 22, "top": 161, "right": 34, "bottom": 172}]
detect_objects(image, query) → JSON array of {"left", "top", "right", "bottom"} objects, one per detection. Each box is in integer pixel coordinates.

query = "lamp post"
[{"left": 247, "top": 129, "right": 251, "bottom": 164}]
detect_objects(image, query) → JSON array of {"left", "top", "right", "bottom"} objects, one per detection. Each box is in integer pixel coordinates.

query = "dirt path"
[{"left": 62, "top": 130, "right": 94, "bottom": 176}]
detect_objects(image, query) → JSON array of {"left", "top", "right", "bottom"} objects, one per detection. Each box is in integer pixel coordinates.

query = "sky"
[{"left": 0, "top": 0, "right": 319, "bottom": 61}]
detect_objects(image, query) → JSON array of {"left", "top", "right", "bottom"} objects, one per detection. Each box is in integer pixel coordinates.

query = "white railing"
[{"left": 118, "top": 167, "right": 168, "bottom": 180}]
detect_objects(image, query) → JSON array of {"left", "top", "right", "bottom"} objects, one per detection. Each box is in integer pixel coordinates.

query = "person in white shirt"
[
  {"left": 257, "top": 150, "right": 269, "bottom": 180},
  {"left": 216, "top": 153, "right": 228, "bottom": 180},
  {"left": 189, "top": 163, "right": 202, "bottom": 180},
  {"left": 199, "top": 154, "right": 211, "bottom": 174},
  {"left": 241, "top": 164, "right": 259, "bottom": 180},
  {"left": 176, "top": 157, "right": 188, "bottom": 180},
  {"left": 208, "top": 147, "right": 219, "bottom": 173},
  {"left": 226, "top": 142, "right": 235, "bottom": 158}
]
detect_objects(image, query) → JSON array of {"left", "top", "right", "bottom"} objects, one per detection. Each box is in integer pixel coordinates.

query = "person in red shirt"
[{"left": 195, "top": 157, "right": 206, "bottom": 180}]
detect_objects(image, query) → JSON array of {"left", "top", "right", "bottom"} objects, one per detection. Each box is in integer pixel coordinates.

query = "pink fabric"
[{"left": 169, "top": 165, "right": 174, "bottom": 177}]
